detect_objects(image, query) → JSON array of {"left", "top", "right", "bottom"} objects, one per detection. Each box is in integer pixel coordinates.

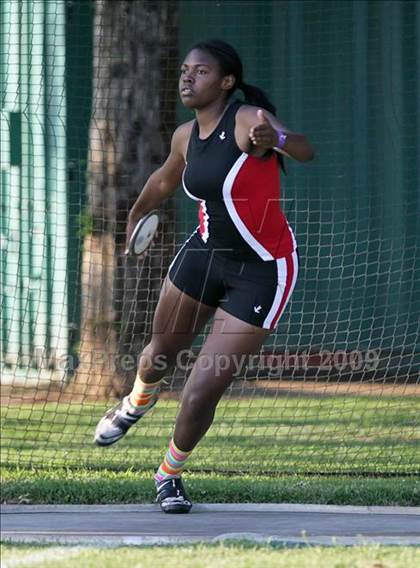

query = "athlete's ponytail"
[
  {"left": 237, "top": 82, "right": 276, "bottom": 115},
  {"left": 190, "top": 38, "right": 285, "bottom": 172}
]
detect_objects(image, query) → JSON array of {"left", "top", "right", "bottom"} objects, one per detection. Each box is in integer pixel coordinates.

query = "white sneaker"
[{"left": 94, "top": 396, "right": 157, "bottom": 446}]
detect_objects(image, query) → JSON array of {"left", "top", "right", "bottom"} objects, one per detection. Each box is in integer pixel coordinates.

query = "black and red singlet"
[
  {"left": 182, "top": 100, "right": 297, "bottom": 261},
  {"left": 168, "top": 100, "right": 299, "bottom": 329}
]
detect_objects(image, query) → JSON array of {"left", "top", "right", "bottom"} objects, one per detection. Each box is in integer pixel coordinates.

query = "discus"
[{"left": 125, "top": 210, "right": 159, "bottom": 256}]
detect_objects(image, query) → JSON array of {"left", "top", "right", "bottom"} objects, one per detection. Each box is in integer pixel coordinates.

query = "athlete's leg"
[
  {"left": 94, "top": 277, "right": 216, "bottom": 446},
  {"left": 137, "top": 276, "right": 216, "bottom": 384},
  {"left": 172, "top": 309, "right": 270, "bottom": 451},
  {"left": 155, "top": 308, "right": 270, "bottom": 512},
  {"left": 154, "top": 308, "right": 269, "bottom": 483},
  {"left": 155, "top": 249, "right": 298, "bottom": 511}
]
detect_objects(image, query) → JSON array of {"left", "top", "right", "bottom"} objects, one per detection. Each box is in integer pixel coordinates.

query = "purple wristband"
[{"left": 275, "top": 128, "right": 288, "bottom": 150}]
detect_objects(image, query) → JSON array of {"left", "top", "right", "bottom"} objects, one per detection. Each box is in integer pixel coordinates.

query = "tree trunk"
[{"left": 73, "top": 0, "right": 178, "bottom": 400}]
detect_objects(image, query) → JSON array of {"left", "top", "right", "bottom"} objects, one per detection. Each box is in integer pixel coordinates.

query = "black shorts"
[{"left": 168, "top": 231, "right": 299, "bottom": 330}]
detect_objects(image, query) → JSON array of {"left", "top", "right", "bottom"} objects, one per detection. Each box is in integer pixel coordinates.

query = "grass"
[
  {"left": 1, "top": 397, "right": 419, "bottom": 475},
  {"left": 1, "top": 543, "right": 419, "bottom": 568},
  {"left": 1, "top": 395, "right": 419, "bottom": 506},
  {"left": 2, "top": 468, "right": 419, "bottom": 506}
]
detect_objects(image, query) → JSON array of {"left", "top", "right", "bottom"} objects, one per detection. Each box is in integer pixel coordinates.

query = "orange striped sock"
[
  {"left": 126, "top": 374, "right": 161, "bottom": 416},
  {"left": 154, "top": 438, "right": 192, "bottom": 483}
]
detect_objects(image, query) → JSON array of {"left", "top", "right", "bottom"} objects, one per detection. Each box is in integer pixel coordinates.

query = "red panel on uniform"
[{"left": 230, "top": 154, "right": 295, "bottom": 258}]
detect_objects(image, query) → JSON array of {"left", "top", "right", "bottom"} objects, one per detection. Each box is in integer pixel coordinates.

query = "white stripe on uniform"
[
  {"left": 263, "top": 250, "right": 299, "bottom": 329},
  {"left": 222, "top": 152, "right": 274, "bottom": 261}
]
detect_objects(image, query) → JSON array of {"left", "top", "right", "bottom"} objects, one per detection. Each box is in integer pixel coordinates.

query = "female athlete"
[{"left": 94, "top": 39, "right": 314, "bottom": 513}]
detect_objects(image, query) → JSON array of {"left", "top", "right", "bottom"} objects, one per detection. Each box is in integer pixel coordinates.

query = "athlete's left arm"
[{"left": 238, "top": 106, "right": 315, "bottom": 162}]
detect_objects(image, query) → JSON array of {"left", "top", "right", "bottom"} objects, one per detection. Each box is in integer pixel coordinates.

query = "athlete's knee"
[{"left": 180, "top": 390, "right": 217, "bottom": 425}]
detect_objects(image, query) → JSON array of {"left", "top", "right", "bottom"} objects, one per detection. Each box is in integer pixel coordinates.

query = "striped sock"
[
  {"left": 125, "top": 374, "right": 161, "bottom": 416},
  {"left": 154, "top": 438, "right": 192, "bottom": 483}
]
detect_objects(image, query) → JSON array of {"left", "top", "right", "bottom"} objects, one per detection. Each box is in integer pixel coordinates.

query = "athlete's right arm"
[{"left": 126, "top": 122, "right": 191, "bottom": 244}]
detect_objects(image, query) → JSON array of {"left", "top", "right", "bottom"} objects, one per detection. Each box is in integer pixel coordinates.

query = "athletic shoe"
[
  {"left": 155, "top": 477, "right": 192, "bottom": 514},
  {"left": 94, "top": 396, "right": 157, "bottom": 447}
]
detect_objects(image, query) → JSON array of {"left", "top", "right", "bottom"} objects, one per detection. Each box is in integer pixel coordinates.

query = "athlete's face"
[{"left": 179, "top": 49, "right": 235, "bottom": 109}]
